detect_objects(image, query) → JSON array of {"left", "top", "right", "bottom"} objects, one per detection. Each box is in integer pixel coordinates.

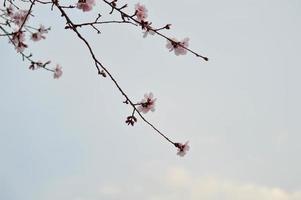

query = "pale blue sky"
[{"left": 0, "top": 0, "right": 300, "bottom": 200}]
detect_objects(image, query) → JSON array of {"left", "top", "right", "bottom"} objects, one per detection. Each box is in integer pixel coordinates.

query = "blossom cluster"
[
  {"left": 11, "top": 31, "right": 27, "bottom": 53},
  {"left": 5, "top": 5, "right": 29, "bottom": 27},
  {"left": 1, "top": 3, "right": 62, "bottom": 79},
  {"left": 125, "top": 92, "right": 156, "bottom": 127},
  {"left": 133, "top": 3, "right": 190, "bottom": 56},
  {"left": 0, "top": 0, "right": 203, "bottom": 157},
  {"left": 125, "top": 92, "right": 189, "bottom": 157},
  {"left": 5, "top": 5, "right": 48, "bottom": 51},
  {"left": 75, "top": 1, "right": 191, "bottom": 57}
]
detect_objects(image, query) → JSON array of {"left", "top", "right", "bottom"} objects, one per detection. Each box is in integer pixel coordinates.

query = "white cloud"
[
  {"left": 165, "top": 166, "right": 191, "bottom": 187},
  {"left": 39, "top": 166, "right": 301, "bottom": 200},
  {"left": 128, "top": 166, "right": 301, "bottom": 200},
  {"left": 160, "top": 167, "right": 301, "bottom": 200},
  {"left": 190, "top": 177, "right": 301, "bottom": 200}
]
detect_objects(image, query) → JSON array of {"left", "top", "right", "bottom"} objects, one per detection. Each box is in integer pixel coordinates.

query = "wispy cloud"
[{"left": 44, "top": 166, "right": 301, "bottom": 200}]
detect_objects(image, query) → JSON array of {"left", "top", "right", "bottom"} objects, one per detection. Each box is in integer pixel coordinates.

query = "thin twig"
[
  {"left": 101, "top": 0, "right": 209, "bottom": 61},
  {"left": 0, "top": 25, "right": 54, "bottom": 72},
  {"left": 53, "top": 1, "right": 176, "bottom": 146}
]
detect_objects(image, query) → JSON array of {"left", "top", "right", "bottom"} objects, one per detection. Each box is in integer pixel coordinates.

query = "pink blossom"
[
  {"left": 175, "top": 141, "right": 190, "bottom": 157},
  {"left": 135, "top": 3, "right": 148, "bottom": 22},
  {"left": 166, "top": 37, "right": 190, "bottom": 56},
  {"left": 30, "top": 25, "right": 48, "bottom": 42},
  {"left": 137, "top": 92, "right": 156, "bottom": 114},
  {"left": 12, "top": 10, "right": 29, "bottom": 27},
  {"left": 38, "top": 25, "right": 49, "bottom": 34},
  {"left": 11, "top": 31, "right": 27, "bottom": 52},
  {"left": 143, "top": 29, "right": 155, "bottom": 38},
  {"left": 30, "top": 32, "right": 45, "bottom": 42},
  {"left": 77, "top": 0, "right": 96, "bottom": 12},
  {"left": 53, "top": 64, "right": 63, "bottom": 79}
]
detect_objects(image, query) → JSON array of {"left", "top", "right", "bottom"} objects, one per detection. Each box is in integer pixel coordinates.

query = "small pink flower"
[
  {"left": 175, "top": 141, "right": 190, "bottom": 157},
  {"left": 38, "top": 25, "right": 49, "bottom": 34},
  {"left": 30, "top": 32, "right": 45, "bottom": 42},
  {"left": 166, "top": 37, "right": 190, "bottom": 56},
  {"left": 53, "top": 64, "right": 63, "bottom": 79},
  {"left": 137, "top": 92, "right": 156, "bottom": 114},
  {"left": 77, "top": 0, "right": 96, "bottom": 12},
  {"left": 30, "top": 25, "right": 48, "bottom": 42},
  {"left": 11, "top": 31, "right": 27, "bottom": 52},
  {"left": 12, "top": 10, "right": 29, "bottom": 27},
  {"left": 135, "top": 3, "right": 148, "bottom": 22},
  {"left": 143, "top": 29, "right": 155, "bottom": 38}
]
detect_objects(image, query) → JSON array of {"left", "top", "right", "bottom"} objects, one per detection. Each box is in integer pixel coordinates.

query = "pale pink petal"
[{"left": 53, "top": 64, "right": 63, "bottom": 79}]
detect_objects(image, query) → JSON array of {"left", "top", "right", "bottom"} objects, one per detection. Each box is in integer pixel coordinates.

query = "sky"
[{"left": 0, "top": 0, "right": 300, "bottom": 199}]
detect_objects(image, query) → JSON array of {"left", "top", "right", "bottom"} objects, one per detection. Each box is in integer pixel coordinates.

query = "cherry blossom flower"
[
  {"left": 12, "top": 10, "right": 29, "bottom": 27},
  {"left": 77, "top": 0, "right": 96, "bottom": 12},
  {"left": 137, "top": 92, "right": 156, "bottom": 114},
  {"left": 4, "top": 6, "right": 28, "bottom": 26},
  {"left": 166, "top": 37, "right": 190, "bottom": 56},
  {"left": 31, "top": 32, "right": 45, "bottom": 41},
  {"left": 53, "top": 64, "right": 63, "bottom": 79},
  {"left": 143, "top": 29, "right": 155, "bottom": 38},
  {"left": 11, "top": 31, "right": 27, "bottom": 52},
  {"left": 135, "top": 3, "right": 148, "bottom": 22},
  {"left": 175, "top": 141, "right": 190, "bottom": 157},
  {"left": 38, "top": 25, "right": 49, "bottom": 34},
  {"left": 30, "top": 25, "right": 48, "bottom": 41}
]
